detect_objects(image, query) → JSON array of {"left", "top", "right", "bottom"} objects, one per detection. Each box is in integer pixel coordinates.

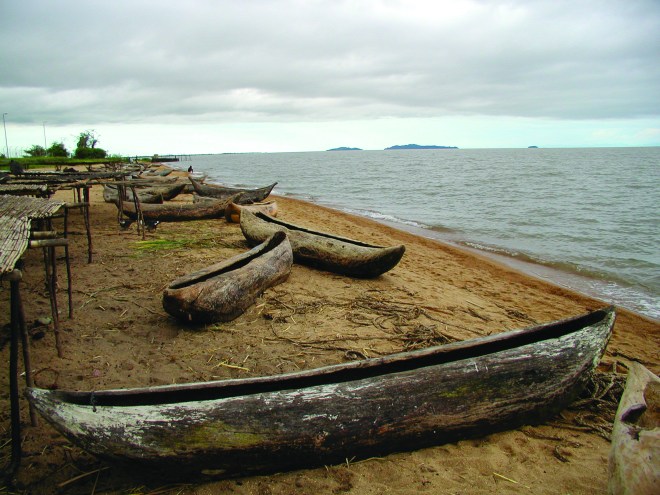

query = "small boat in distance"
[
  {"left": 189, "top": 177, "right": 276, "bottom": 204},
  {"left": 240, "top": 209, "right": 405, "bottom": 278},
  {"left": 163, "top": 231, "right": 292, "bottom": 323},
  {"left": 27, "top": 307, "right": 615, "bottom": 479}
]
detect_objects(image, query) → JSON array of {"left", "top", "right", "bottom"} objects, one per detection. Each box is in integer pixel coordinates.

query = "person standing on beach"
[{"left": 188, "top": 165, "right": 194, "bottom": 173}]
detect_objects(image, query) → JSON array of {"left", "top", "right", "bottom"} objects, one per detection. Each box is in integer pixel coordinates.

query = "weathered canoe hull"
[
  {"left": 104, "top": 182, "right": 186, "bottom": 203},
  {"left": 240, "top": 209, "right": 405, "bottom": 278},
  {"left": 116, "top": 194, "right": 240, "bottom": 222},
  {"left": 162, "top": 232, "right": 292, "bottom": 323},
  {"left": 103, "top": 184, "right": 163, "bottom": 204},
  {"left": 608, "top": 362, "right": 660, "bottom": 495},
  {"left": 27, "top": 308, "right": 614, "bottom": 479},
  {"left": 189, "top": 177, "right": 276, "bottom": 204},
  {"left": 225, "top": 201, "right": 278, "bottom": 223}
]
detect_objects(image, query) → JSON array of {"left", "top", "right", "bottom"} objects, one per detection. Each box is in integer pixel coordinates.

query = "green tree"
[
  {"left": 24, "top": 145, "right": 47, "bottom": 157},
  {"left": 47, "top": 141, "right": 69, "bottom": 157},
  {"left": 74, "top": 130, "right": 107, "bottom": 159}
]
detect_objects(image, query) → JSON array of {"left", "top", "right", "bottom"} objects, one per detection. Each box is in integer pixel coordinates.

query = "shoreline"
[
  {"left": 277, "top": 191, "right": 659, "bottom": 321},
  {"left": 2, "top": 170, "right": 658, "bottom": 494}
]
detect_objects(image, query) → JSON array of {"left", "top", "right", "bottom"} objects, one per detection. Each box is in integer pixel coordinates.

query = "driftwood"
[
  {"left": 163, "top": 231, "right": 293, "bottom": 323},
  {"left": 608, "top": 362, "right": 660, "bottom": 495},
  {"left": 240, "top": 209, "right": 405, "bottom": 278},
  {"left": 225, "top": 201, "right": 278, "bottom": 223},
  {"left": 189, "top": 177, "right": 276, "bottom": 204},
  {"left": 27, "top": 307, "right": 614, "bottom": 479},
  {"left": 115, "top": 194, "right": 241, "bottom": 222}
]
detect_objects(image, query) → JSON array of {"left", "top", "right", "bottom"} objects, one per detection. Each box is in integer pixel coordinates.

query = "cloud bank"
[{"left": 1, "top": 0, "right": 658, "bottom": 152}]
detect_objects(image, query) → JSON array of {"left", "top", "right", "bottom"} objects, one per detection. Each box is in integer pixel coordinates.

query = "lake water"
[{"left": 182, "top": 147, "right": 659, "bottom": 320}]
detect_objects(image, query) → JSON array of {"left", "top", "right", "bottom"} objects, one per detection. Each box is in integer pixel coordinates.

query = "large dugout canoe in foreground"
[
  {"left": 608, "top": 362, "right": 659, "bottom": 495},
  {"left": 163, "top": 231, "right": 292, "bottom": 323},
  {"left": 240, "top": 209, "right": 405, "bottom": 278},
  {"left": 27, "top": 307, "right": 615, "bottom": 479},
  {"left": 115, "top": 193, "right": 241, "bottom": 222}
]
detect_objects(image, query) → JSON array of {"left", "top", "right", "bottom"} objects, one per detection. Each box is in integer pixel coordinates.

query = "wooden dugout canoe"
[
  {"left": 608, "top": 362, "right": 660, "bottom": 495},
  {"left": 27, "top": 307, "right": 615, "bottom": 479},
  {"left": 162, "top": 231, "right": 292, "bottom": 323},
  {"left": 115, "top": 193, "right": 241, "bottom": 222},
  {"left": 103, "top": 184, "right": 163, "bottom": 204},
  {"left": 189, "top": 176, "right": 276, "bottom": 204},
  {"left": 103, "top": 182, "right": 186, "bottom": 204},
  {"left": 240, "top": 208, "right": 405, "bottom": 278},
  {"left": 225, "top": 200, "right": 278, "bottom": 223}
]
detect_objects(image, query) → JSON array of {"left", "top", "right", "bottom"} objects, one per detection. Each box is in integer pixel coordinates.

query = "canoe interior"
[
  {"left": 251, "top": 211, "right": 388, "bottom": 248},
  {"left": 167, "top": 231, "right": 288, "bottom": 290},
  {"left": 51, "top": 307, "right": 614, "bottom": 407}
]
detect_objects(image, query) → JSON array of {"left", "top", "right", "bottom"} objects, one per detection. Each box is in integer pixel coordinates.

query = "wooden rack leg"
[
  {"left": 48, "top": 244, "right": 63, "bottom": 358},
  {"left": 63, "top": 208, "right": 73, "bottom": 318},
  {"left": 83, "top": 187, "right": 92, "bottom": 263},
  {"left": 8, "top": 271, "right": 23, "bottom": 474},
  {"left": 132, "top": 186, "right": 145, "bottom": 240},
  {"left": 15, "top": 277, "right": 38, "bottom": 426}
]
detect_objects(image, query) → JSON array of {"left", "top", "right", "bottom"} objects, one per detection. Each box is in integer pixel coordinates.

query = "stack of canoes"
[
  {"left": 240, "top": 209, "right": 405, "bottom": 278},
  {"left": 26, "top": 307, "right": 616, "bottom": 479}
]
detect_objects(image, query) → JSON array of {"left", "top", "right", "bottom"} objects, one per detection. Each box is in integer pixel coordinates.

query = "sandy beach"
[{"left": 1, "top": 170, "right": 658, "bottom": 494}]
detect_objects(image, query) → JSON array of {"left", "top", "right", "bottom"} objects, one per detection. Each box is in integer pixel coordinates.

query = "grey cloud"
[{"left": 1, "top": 0, "right": 658, "bottom": 126}]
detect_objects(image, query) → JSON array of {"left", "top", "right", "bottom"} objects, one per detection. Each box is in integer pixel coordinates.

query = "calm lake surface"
[{"left": 184, "top": 147, "right": 659, "bottom": 320}]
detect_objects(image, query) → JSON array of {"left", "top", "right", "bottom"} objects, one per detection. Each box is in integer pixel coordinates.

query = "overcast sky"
[{"left": 1, "top": 0, "right": 658, "bottom": 155}]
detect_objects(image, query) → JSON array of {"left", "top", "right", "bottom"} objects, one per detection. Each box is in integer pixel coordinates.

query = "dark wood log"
[{"left": 27, "top": 307, "right": 615, "bottom": 480}]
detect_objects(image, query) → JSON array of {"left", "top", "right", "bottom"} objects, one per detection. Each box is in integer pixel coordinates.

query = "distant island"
[
  {"left": 327, "top": 147, "right": 363, "bottom": 151},
  {"left": 528, "top": 146, "right": 539, "bottom": 148},
  {"left": 385, "top": 144, "right": 458, "bottom": 150}
]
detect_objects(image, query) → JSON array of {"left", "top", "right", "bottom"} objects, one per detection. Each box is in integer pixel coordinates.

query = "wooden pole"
[
  {"left": 63, "top": 207, "right": 73, "bottom": 318},
  {"left": 83, "top": 186, "right": 92, "bottom": 263},
  {"left": 132, "top": 186, "right": 145, "bottom": 240},
  {"left": 15, "top": 274, "right": 38, "bottom": 426},
  {"left": 8, "top": 270, "right": 22, "bottom": 474}
]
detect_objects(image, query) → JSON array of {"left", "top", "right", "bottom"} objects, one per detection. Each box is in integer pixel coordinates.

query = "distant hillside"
[
  {"left": 385, "top": 144, "right": 458, "bottom": 150},
  {"left": 327, "top": 147, "right": 363, "bottom": 151}
]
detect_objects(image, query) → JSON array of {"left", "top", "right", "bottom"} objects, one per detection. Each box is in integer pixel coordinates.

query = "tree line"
[{"left": 20, "top": 130, "right": 107, "bottom": 159}]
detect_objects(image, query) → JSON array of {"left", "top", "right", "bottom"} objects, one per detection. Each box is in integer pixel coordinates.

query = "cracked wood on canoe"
[
  {"left": 239, "top": 208, "right": 405, "bottom": 278},
  {"left": 27, "top": 307, "right": 615, "bottom": 479},
  {"left": 163, "top": 231, "right": 292, "bottom": 323}
]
